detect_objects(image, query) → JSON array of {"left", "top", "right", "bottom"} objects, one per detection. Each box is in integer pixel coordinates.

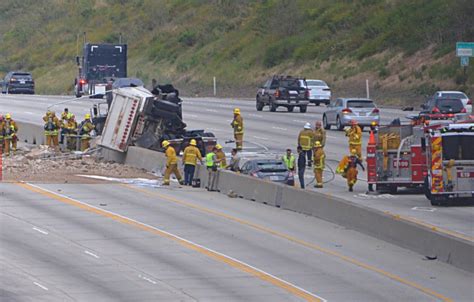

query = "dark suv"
[
  {"left": 1, "top": 71, "right": 35, "bottom": 94},
  {"left": 421, "top": 97, "right": 466, "bottom": 116},
  {"left": 256, "top": 76, "right": 309, "bottom": 113}
]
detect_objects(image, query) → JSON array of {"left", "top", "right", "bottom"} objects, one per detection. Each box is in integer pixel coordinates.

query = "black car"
[
  {"left": 240, "top": 159, "right": 295, "bottom": 186},
  {"left": 421, "top": 98, "right": 466, "bottom": 114},
  {"left": 256, "top": 75, "right": 310, "bottom": 113},
  {"left": 2, "top": 71, "right": 35, "bottom": 94}
]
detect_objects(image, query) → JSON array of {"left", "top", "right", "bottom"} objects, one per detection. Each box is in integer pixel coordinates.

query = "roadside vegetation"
[{"left": 0, "top": 0, "right": 473, "bottom": 102}]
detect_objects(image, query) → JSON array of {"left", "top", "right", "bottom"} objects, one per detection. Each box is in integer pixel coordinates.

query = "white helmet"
[{"left": 304, "top": 122, "right": 311, "bottom": 129}]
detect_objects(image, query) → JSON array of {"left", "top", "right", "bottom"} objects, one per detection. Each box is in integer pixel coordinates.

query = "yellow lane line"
[
  {"left": 385, "top": 212, "right": 474, "bottom": 242},
  {"left": 16, "top": 182, "right": 325, "bottom": 302},
  {"left": 122, "top": 184, "right": 454, "bottom": 302}
]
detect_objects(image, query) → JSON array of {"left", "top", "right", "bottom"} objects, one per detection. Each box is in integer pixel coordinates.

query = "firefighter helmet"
[
  {"left": 190, "top": 139, "right": 197, "bottom": 146},
  {"left": 233, "top": 108, "right": 240, "bottom": 114},
  {"left": 162, "top": 140, "right": 170, "bottom": 148},
  {"left": 314, "top": 141, "right": 322, "bottom": 148},
  {"left": 351, "top": 149, "right": 357, "bottom": 155},
  {"left": 304, "top": 122, "right": 311, "bottom": 129},
  {"left": 216, "top": 144, "right": 222, "bottom": 149},
  {"left": 85, "top": 113, "right": 91, "bottom": 119},
  {"left": 5, "top": 113, "right": 11, "bottom": 119}
]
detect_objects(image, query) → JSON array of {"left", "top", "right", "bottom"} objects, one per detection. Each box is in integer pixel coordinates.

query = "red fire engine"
[{"left": 424, "top": 123, "right": 474, "bottom": 205}]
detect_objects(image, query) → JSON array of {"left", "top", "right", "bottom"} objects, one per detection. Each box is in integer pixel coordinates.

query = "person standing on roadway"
[
  {"left": 296, "top": 146, "right": 306, "bottom": 189},
  {"left": 313, "top": 141, "right": 325, "bottom": 188},
  {"left": 314, "top": 121, "right": 326, "bottom": 147},
  {"left": 215, "top": 144, "right": 227, "bottom": 169},
  {"left": 231, "top": 108, "right": 244, "bottom": 151},
  {"left": 282, "top": 149, "right": 296, "bottom": 172},
  {"left": 162, "top": 140, "right": 184, "bottom": 186},
  {"left": 206, "top": 146, "right": 219, "bottom": 191},
  {"left": 60, "top": 108, "right": 69, "bottom": 144},
  {"left": 65, "top": 113, "right": 78, "bottom": 151},
  {"left": 79, "top": 113, "right": 95, "bottom": 151},
  {"left": 298, "top": 123, "right": 315, "bottom": 167},
  {"left": 3, "top": 114, "right": 18, "bottom": 156},
  {"left": 182, "top": 139, "right": 202, "bottom": 186},
  {"left": 43, "top": 111, "right": 60, "bottom": 150},
  {"left": 337, "top": 149, "right": 365, "bottom": 192},
  {"left": 346, "top": 120, "right": 362, "bottom": 159}
]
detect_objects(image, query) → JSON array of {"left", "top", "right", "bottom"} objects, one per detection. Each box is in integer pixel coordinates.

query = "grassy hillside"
[{"left": 0, "top": 0, "right": 473, "bottom": 103}]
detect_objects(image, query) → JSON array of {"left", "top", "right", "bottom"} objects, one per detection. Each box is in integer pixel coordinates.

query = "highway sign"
[
  {"left": 460, "top": 56, "right": 469, "bottom": 67},
  {"left": 456, "top": 42, "right": 474, "bottom": 57}
]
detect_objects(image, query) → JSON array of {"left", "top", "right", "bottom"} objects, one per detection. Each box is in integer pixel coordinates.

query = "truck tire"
[
  {"left": 299, "top": 105, "right": 307, "bottom": 113},
  {"left": 336, "top": 116, "right": 344, "bottom": 131},
  {"left": 287, "top": 106, "right": 294, "bottom": 112},
  {"left": 323, "top": 115, "right": 331, "bottom": 130},
  {"left": 270, "top": 102, "right": 277, "bottom": 112}
]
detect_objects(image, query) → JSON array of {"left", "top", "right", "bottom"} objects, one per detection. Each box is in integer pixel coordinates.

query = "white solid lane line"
[
  {"left": 272, "top": 126, "right": 287, "bottom": 131},
  {"left": 138, "top": 274, "right": 158, "bottom": 285}
]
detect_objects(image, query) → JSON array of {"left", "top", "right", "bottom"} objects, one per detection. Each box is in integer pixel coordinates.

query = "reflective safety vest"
[
  {"left": 206, "top": 152, "right": 216, "bottom": 168},
  {"left": 298, "top": 129, "right": 314, "bottom": 150},
  {"left": 282, "top": 154, "right": 295, "bottom": 170},
  {"left": 313, "top": 148, "right": 326, "bottom": 169},
  {"left": 183, "top": 146, "right": 202, "bottom": 166}
]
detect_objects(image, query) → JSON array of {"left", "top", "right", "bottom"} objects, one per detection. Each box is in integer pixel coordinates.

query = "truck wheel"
[
  {"left": 323, "top": 115, "right": 331, "bottom": 130},
  {"left": 270, "top": 102, "right": 277, "bottom": 112},
  {"left": 336, "top": 116, "right": 344, "bottom": 131},
  {"left": 299, "top": 105, "right": 307, "bottom": 113},
  {"left": 287, "top": 106, "right": 294, "bottom": 112},
  {"left": 256, "top": 99, "right": 264, "bottom": 111}
]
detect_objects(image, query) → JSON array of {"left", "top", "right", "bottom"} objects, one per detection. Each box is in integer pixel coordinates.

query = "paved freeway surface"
[
  {"left": 1, "top": 94, "right": 472, "bottom": 241},
  {"left": 1, "top": 181, "right": 472, "bottom": 301}
]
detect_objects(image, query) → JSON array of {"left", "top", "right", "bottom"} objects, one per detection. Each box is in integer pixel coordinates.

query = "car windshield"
[
  {"left": 256, "top": 161, "right": 287, "bottom": 172},
  {"left": 437, "top": 99, "right": 463, "bottom": 112},
  {"left": 440, "top": 93, "right": 467, "bottom": 99},
  {"left": 347, "top": 100, "right": 375, "bottom": 108},
  {"left": 306, "top": 80, "right": 327, "bottom": 87},
  {"left": 279, "top": 79, "right": 301, "bottom": 88},
  {"left": 12, "top": 73, "right": 32, "bottom": 80}
]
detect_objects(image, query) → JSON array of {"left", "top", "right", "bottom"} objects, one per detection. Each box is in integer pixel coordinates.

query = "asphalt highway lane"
[
  {"left": 1, "top": 182, "right": 472, "bottom": 301},
  {"left": 0, "top": 94, "right": 473, "bottom": 239}
]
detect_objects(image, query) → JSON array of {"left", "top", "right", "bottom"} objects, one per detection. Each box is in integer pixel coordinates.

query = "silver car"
[
  {"left": 300, "top": 79, "right": 331, "bottom": 105},
  {"left": 323, "top": 98, "right": 380, "bottom": 130}
]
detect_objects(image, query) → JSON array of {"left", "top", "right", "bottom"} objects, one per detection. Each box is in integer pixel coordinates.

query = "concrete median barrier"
[{"left": 17, "top": 121, "right": 44, "bottom": 145}]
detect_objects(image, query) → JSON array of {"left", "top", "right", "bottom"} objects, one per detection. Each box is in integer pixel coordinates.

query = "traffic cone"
[{"left": 368, "top": 130, "right": 376, "bottom": 145}]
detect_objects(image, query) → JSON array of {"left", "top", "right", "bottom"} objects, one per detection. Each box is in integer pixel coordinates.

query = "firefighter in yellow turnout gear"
[
  {"left": 215, "top": 144, "right": 227, "bottom": 169},
  {"left": 79, "top": 114, "right": 95, "bottom": 151},
  {"left": 314, "top": 121, "right": 326, "bottom": 147},
  {"left": 162, "top": 140, "right": 184, "bottom": 186},
  {"left": 2, "top": 113, "right": 18, "bottom": 155},
  {"left": 65, "top": 113, "right": 78, "bottom": 150},
  {"left": 182, "top": 139, "right": 202, "bottom": 186},
  {"left": 298, "top": 123, "right": 315, "bottom": 167},
  {"left": 337, "top": 149, "right": 365, "bottom": 192},
  {"left": 231, "top": 108, "right": 244, "bottom": 151},
  {"left": 313, "top": 141, "right": 325, "bottom": 188},
  {"left": 43, "top": 111, "right": 60, "bottom": 149},
  {"left": 345, "top": 120, "right": 362, "bottom": 159}
]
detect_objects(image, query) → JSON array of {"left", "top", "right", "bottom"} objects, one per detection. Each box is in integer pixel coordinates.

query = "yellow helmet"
[
  {"left": 216, "top": 144, "right": 222, "bottom": 149},
  {"left": 5, "top": 113, "right": 11, "bottom": 119},
  {"left": 162, "top": 140, "right": 170, "bottom": 148},
  {"left": 85, "top": 113, "right": 91, "bottom": 119},
  {"left": 314, "top": 141, "right": 322, "bottom": 148},
  {"left": 351, "top": 149, "right": 357, "bottom": 155},
  {"left": 190, "top": 139, "right": 197, "bottom": 146},
  {"left": 233, "top": 108, "right": 240, "bottom": 114}
]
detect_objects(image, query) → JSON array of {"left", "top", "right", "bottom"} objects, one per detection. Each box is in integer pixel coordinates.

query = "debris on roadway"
[{"left": 3, "top": 144, "right": 157, "bottom": 183}]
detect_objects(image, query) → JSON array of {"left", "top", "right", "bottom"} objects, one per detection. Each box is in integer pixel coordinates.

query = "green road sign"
[
  {"left": 460, "top": 56, "right": 469, "bottom": 67},
  {"left": 456, "top": 42, "right": 474, "bottom": 57}
]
